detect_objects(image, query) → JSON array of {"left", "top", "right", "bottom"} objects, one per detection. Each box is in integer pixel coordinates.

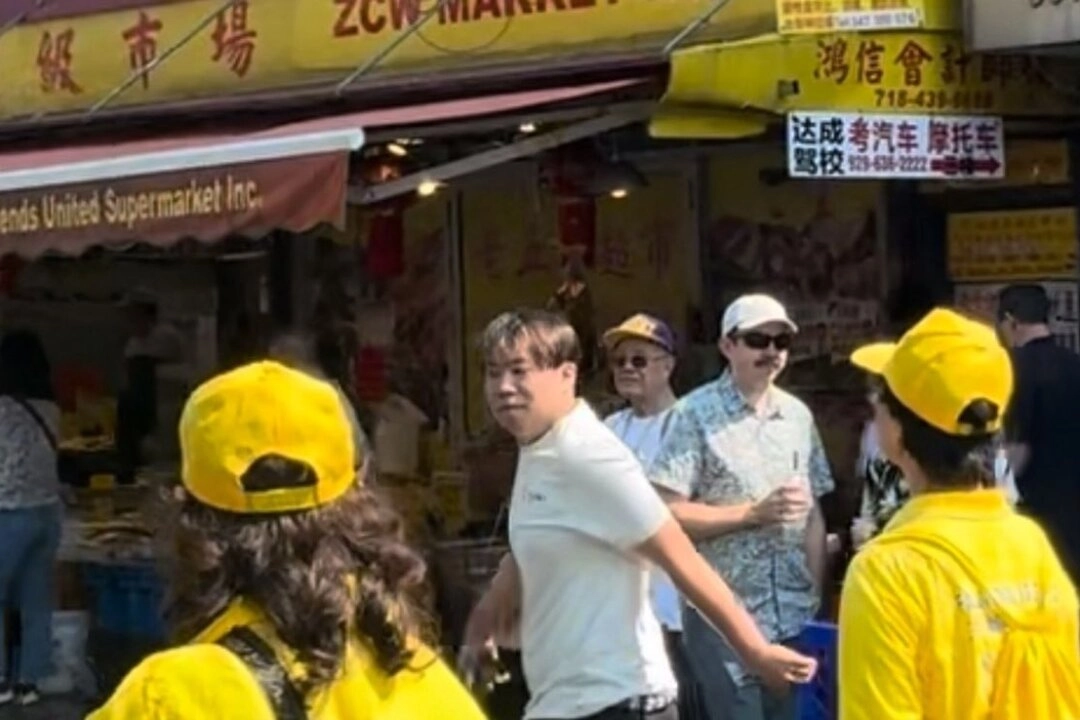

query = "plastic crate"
[
  {"left": 795, "top": 621, "right": 838, "bottom": 720},
  {"left": 81, "top": 563, "right": 166, "bottom": 641}
]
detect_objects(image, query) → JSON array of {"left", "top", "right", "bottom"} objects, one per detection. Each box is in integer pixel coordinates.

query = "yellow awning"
[
  {"left": 652, "top": 32, "right": 1080, "bottom": 139},
  {"left": 649, "top": 104, "right": 772, "bottom": 140}
]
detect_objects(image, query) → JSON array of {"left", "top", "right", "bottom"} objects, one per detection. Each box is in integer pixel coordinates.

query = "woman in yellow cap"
[
  {"left": 88, "top": 361, "right": 486, "bottom": 720},
  {"left": 841, "top": 308, "right": 1080, "bottom": 720}
]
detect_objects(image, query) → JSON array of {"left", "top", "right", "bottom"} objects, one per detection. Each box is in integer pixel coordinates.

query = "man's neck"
[
  {"left": 731, "top": 373, "right": 772, "bottom": 413},
  {"left": 1016, "top": 324, "right": 1052, "bottom": 347},
  {"left": 630, "top": 389, "right": 677, "bottom": 417},
  {"left": 520, "top": 397, "right": 578, "bottom": 446}
]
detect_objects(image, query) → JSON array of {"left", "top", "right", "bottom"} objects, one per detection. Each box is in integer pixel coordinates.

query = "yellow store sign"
[
  {"left": 664, "top": 31, "right": 1080, "bottom": 117},
  {"left": 0, "top": 0, "right": 777, "bottom": 122},
  {"left": 947, "top": 208, "right": 1078, "bottom": 281}
]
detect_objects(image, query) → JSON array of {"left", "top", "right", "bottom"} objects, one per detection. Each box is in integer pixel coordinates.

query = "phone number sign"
[{"left": 787, "top": 111, "right": 1005, "bottom": 180}]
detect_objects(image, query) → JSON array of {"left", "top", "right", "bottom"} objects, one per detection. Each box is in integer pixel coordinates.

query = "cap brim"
[
  {"left": 602, "top": 328, "right": 671, "bottom": 353},
  {"left": 737, "top": 317, "right": 800, "bottom": 334},
  {"left": 850, "top": 342, "right": 897, "bottom": 374}
]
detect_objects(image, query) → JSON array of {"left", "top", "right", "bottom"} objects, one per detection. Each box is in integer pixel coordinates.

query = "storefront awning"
[
  {"left": 652, "top": 32, "right": 1080, "bottom": 139},
  {"left": 0, "top": 79, "right": 640, "bottom": 259}
]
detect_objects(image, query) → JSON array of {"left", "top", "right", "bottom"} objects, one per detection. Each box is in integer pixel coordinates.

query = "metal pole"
[
  {"left": 662, "top": 0, "right": 732, "bottom": 56},
  {"left": 334, "top": 0, "right": 451, "bottom": 97},
  {"left": 83, "top": 0, "right": 240, "bottom": 119},
  {"left": 0, "top": 0, "right": 47, "bottom": 43}
]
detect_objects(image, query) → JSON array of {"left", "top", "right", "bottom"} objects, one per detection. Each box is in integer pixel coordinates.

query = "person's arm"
[
  {"left": 806, "top": 422, "right": 835, "bottom": 591},
  {"left": 805, "top": 504, "right": 827, "bottom": 594},
  {"left": 462, "top": 553, "right": 520, "bottom": 650},
  {"left": 666, "top": 500, "right": 759, "bottom": 539},
  {"left": 838, "top": 550, "right": 923, "bottom": 720},
  {"left": 1005, "top": 352, "right": 1035, "bottom": 479},
  {"left": 638, "top": 518, "right": 815, "bottom": 690},
  {"left": 572, "top": 443, "right": 816, "bottom": 691}
]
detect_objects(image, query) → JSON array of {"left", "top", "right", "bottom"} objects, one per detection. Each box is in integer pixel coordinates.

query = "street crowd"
[{"left": 69, "top": 286, "right": 1080, "bottom": 719}]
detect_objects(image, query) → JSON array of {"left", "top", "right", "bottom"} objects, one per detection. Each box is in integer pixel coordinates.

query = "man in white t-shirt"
[
  {"left": 600, "top": 313, "right": 696, "bottom": 715},
  {"left": 462, "top": 308, "right": 815, "bottom": 720}
]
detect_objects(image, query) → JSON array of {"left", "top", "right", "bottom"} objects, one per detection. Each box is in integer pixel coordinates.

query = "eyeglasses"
[
  {"left": 610, "top": 354, "right": 666, "bottom": 370},
  {"left": 737, "top": 331, "right": 794, "bottom": 351}
]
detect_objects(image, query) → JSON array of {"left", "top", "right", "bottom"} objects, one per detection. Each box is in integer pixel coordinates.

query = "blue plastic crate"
[
  {"left": 81, "top": 562, "right": 166, "bottom": 641},
  {"left": 795, "top": 621, "right": 837, "bottom": 720}
]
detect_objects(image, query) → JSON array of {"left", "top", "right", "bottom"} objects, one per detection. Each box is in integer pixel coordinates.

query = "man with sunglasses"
[
  {"left": 601, "top": 314, "right": 699, "bottom": 717},
  {"left": 650, "top": 294, "right": 834, "bottom": 720}
]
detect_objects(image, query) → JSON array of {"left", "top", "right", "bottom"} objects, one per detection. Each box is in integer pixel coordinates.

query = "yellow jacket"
[
  {"left": 87, "top": 598, "right": 488, "bottom": 720},
  {"left": 839, "top": 489, "right": 1080, "bottom": 720}
]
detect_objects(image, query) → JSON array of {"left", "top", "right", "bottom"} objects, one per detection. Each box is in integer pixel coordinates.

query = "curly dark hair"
[{"left": 163, "top": 456, "right": 432, "bottom": 697}]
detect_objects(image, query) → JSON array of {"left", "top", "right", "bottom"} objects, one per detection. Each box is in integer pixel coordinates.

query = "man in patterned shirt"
[{"left": 650, "top": 294, "right": 834, "bottom": 720}]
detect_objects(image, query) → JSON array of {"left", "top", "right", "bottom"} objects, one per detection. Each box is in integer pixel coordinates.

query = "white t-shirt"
[
  {"left": 605, "top": 407, "right": 683, "bottom": 632},
  {"left": 510, "top": 401, "right": 677, "bottom": 719}
]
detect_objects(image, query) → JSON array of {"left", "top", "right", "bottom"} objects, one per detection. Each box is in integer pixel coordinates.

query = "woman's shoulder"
[
  {"left": 0, "top": 396, "right": 58, "bottom": 428},
  {"left": 87, "top": 644, "right": 275, "bottom": 720}
]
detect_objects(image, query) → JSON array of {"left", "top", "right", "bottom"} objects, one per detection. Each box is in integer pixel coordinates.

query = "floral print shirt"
[
  {"left": 0, "top": 396, "right": 60, "bottom": 509},
  {"left": 650, "top": 371, "right": 835, "bottom": 642}
]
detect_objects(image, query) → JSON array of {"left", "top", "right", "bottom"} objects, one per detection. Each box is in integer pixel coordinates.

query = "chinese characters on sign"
[
  {"left": 122, "top": 10, "right": 163, "bottom": 89},
  {"left": 812, "top": 35, "right": 1036, "bottom": 113},
  {"left": 37, "top": 29, "right": 82, "bottom": 94},
  {"left": 212, "top": 0, "right": 257, "bottom": 77},
  {"left": 779, "top": 0, "right": 922, "bottom": 34},
  {"left": 787, "top": 111, "right": 1005, "bottom": 179},
  {"left": 947, "top": 208, "right": 1077, "bottom": 281}
]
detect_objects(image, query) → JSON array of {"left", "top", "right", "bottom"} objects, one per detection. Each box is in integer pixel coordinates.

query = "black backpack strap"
[
  {"left": 218, "top": 626, "right": 309, "bottom": 720},
  {"left": 10, "top": 396, "right": 57, "bottom": 450}
]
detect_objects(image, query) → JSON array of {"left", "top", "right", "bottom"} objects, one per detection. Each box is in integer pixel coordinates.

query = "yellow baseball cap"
[
  {"left": 602, "top": 313, "right": 676, "bottom": 353},
  {"left": 179, "top": 361, "right": 357, "bottom": 514},
  {"left": 850, "top": 308, "right": 1013, "bottom": 436}
]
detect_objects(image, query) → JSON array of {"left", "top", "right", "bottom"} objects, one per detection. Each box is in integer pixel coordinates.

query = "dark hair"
[
  {"left": 998, "top": 284, "right": 1050, "bottom": 325},
  {"left": 0, "top": 330, "right": 54, "bottom": 401},
  {"left": 481, "top": 308, "right": 581, "bottom": 369},
  {"left": 878, "top": 384, "right": 996, "bottom": 489},
  {"left": 165, "top": 457, "right": 432, "bottom": 697}
]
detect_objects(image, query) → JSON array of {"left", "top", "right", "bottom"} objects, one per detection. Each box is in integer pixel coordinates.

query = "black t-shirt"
[{"left": 1007, "top": 336, "right": 1080, "bottom": 571}]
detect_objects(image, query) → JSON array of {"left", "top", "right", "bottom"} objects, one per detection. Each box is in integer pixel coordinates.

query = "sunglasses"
[
  {"left": 610, "top": 354, "right": 666, "bottom": 370},
  {"left": 737, "top": 331, "right": 794, "bottom": 351}
]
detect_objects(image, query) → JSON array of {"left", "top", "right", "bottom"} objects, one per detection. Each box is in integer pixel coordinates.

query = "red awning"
[{"left": 0, "top": 79, "right": 640, "bottom": 259}]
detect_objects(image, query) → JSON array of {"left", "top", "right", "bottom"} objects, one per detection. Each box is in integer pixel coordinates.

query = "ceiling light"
[
  {"left": 387, "top": 143, "right": 408, "bottom": 157},
  {"left": 417, "top": 180, "right": 441, "bottom": 197},
  {"left": 585, "top": 160, "right": 648, "bottom": 197},
  {"left": 519, "top": 122, "right": 538, "bottom": 134}
]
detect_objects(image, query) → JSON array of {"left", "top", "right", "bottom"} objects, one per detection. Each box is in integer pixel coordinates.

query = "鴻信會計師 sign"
[{"left": 786, "top": 111, "right": 1004, "bottom": 180}]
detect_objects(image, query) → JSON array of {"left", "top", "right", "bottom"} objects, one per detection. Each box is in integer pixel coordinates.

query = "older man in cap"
[
  {"left": 650, "top": 294, "right": 834, "bottom": 720},
  {"left": 601, "top": 314, "right": 697, "bottom": 714}
]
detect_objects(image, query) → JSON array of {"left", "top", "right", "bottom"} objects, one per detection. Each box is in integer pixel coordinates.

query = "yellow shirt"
[
  {"left": 839, "top": 489, "right": 1079, "bottom": 720},
  {"left": 87, "top": 599, "right": 488, "bottom": 720}
]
